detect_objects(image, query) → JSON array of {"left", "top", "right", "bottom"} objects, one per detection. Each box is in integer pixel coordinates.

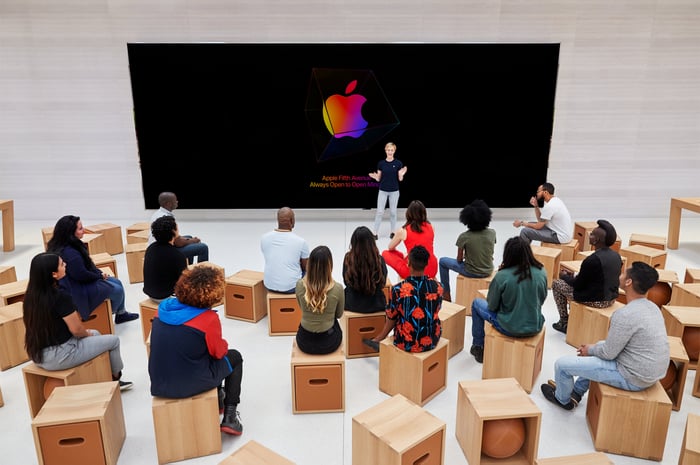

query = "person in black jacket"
[
  {"left": 143, "top": 216, "right": 187, "bottom": 301},
  {"left": 551, "top": 219, "right": 622, "bottom": 334}
]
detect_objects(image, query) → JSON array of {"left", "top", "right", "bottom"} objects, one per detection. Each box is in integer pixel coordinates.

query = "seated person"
[
  {"left": 260, "top": 207, "right": 309, "bottom": 293},
  {"left": 149, "top": 191, "right": 209, "bottom": 264},
  {"left": 541, "top": 262, "right": 670, "bottom": 410},
  {"left": 149, "top": 265, "right": 244, "bottom": 435},
  {"left": 343, "top": 226, "right": 388, "bottom": 314},
  {"left": 295, "top": 246, "right": 344, "bottom": 355},
  {"left": 469, "top": 236, "right": 547, "bottom": 363},
  {"left": 143, "top": 216, "right": 188, "bottom": 301},
  {"left": 438, "top": 199, "right": 496, "bottom": 302},
  {"left": 367, "top": 245, "right": 443, "bottom": 352},
  {"left": 382, "top": 200, "right": 438, "bottom": 279},
  {"left": 551, "top": 219, "right": 622, "bottom": 333},
  {"left": 47, "top": 215, "right": 138, "bottom": 324}
]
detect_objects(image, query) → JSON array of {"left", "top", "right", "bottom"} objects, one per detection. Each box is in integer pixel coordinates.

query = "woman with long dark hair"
[
  {"left": 468, "top": 236, "right": 547, "bottom": 363},
  {"left": 343, "top": 226, "right": 388, "bottom": 313},
  {"left": 47, "top": 215, "right": 138, "bottom": 324},
  {"left": 23, "top": 252, "right": 132, "bottom": 389}
]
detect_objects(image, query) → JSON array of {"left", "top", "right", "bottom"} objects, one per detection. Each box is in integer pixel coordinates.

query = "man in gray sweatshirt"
[{"left": 541, "top": 261, "right": 670, "bottom": 410}]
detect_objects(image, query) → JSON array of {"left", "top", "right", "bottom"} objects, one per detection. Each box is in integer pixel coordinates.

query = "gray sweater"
[{"left": 589, "top": 297, "right": 669, "bottom": 388}]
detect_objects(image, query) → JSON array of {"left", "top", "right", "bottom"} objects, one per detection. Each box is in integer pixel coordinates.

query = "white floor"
[{"left": 1, "top": 212, "right": 700, "bottom": 465}]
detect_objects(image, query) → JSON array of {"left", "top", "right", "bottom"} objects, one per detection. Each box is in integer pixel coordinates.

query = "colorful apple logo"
[{"left": 322, "top": 80, "right": 368, "bottom": 138}]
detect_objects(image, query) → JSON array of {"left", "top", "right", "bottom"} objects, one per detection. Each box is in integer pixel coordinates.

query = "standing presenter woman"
[{"left": 369, "top": 142, "right": 407, "bottom": 240}]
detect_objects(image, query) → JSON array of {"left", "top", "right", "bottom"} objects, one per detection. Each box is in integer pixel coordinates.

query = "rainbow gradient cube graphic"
[{"left": 306, "top": 68, "right": 399, "bottom": 162}]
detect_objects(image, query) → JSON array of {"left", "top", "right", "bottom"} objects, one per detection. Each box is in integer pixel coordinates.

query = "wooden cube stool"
[
  {"left": 574, "top": 221, "right": 599, "bottom": 252},
  {"left": 91, "top": 252, "right": 118, "bottom": 278},
  {"left": 670, "top": 283, "right": 700, "bottom": 307},
  {"left": 290, "top": 340, "right": 344, "bottom": 413},
  {"left": 541, "top": 238, "right": 580, "bottom": 261},
  {"left": 586, "top": 381, "right": 671, "bottom": 461},
  {"left": 219, "top": 439, "right": 296, "bottom": 465},
  {"left": 267, "top": 291, "right": 302, "bottom": 336},
  {"left": 685, "top": 268, "right": 700, "bottom": 284},
  {"left": 152, "top": 388, "right": 222, "bottom": 464},
  {"left": 0, "top": 278, "right": 28, "bottom": 306},
  {"left": 0, "top": 199, "right": 15, "bottom": 252},
  {"left": 666, "top": 335, "right": 690, "bottom": 411},
  {"left": 482, "top": 323, "right": 545, "bottom": 393},
  {"left": 619, "top": 244, "right": 667, "bottom": 269},
  {"left": 566, "top": 301, "right": 625, "bottom": 349},
  {"left": 341, "top": 310, "right": 385, "bottom": 359},
  {"left": 224, "top": 270, "right": 267, "bottom": 322},
  {"left": 679, "top": 413, "right": 700, "bottom": 465},
  {"left": 0, "top": 302, "right": 29, "bottom": 370},
  {"left": 455, "top": 272, "right": 495, "bottom": 315},
  {"left": 629, "top": 233, "right": 666, "bottom": 250},
  {"left": 126, "top": 229, "right": 150, "bottom": 244},
  {"left": 140, "top": 298, "right": 159, "bottom": 344},
  {"left": 126, "top": 222, "right": 150, "bottom": 236},
  {"left": 531, "top": 245, "right": 561, "bottom": 289},
  {"left": 81, "top": 299, "right": 114, "bottom": 336},
  {"left": 379, "top": 336, "right": 449, "bottom": 406},
  {"left": 535, "top": 452, "right": 614, "bottom": 464},
  {"left": 0, "top": 384, "right": 3, "bottom": 407},
  {"left": 125, "top": 242, "right": 147, "bottom": 284},
  {"left": 440, "top": 301, "right": 467, "bottom": 358},
  {"left": 352, "top": 393, "right": 446, "bottom": 465},
  {"left": 22, "top": 351, "right": 112, "bottom": 418},
  {"left": 661, "top": 305, "right": 700, "bottom": 370},
  {"left": 31, "top": 381, "right": 125, "bottom": 465},
  {"left": 456, "top": 377, "right": 541, "bottom": 465},
  {"left": 85, "top": 223, "right": 124, "bottom": 255},
  {"left": 0, "top": 265, "right": 17, "bottom": 285}
]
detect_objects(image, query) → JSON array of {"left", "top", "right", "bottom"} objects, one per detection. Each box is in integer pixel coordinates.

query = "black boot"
[
  {"left": 217, "top": 386, "right": 225, "bottom": 414},
  {"left": 220, "top": 405, "right": 243, "bottom": 436}
]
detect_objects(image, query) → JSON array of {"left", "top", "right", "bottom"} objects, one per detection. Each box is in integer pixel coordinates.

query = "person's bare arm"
[
  {"left": 371, "top": 317, "right": 395, "bottom": 343},
  {"left": 398, "top": 166, "right": 407, "bottom": 181},
  {"left": 64, "top": 311, "right": 91, "bottom": 338},
  {"left": 369, "top": 171, "right": 381, "bottom": 182},
  {"left": 387, "top": 227, "right": 406, "bottom": 250}
]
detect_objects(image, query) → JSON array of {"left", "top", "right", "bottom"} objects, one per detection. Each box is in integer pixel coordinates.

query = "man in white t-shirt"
[
  {"left": 260, "top": 207, "right": 310, "bottom": 293},
  {"left": 513, "top": 182, "right": 573, "bottom": 245}
]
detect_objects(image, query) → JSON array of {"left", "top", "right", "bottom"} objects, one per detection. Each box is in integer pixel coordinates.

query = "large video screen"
[{"left": 127, "top": 43, "right": 559, "bottom": 210}]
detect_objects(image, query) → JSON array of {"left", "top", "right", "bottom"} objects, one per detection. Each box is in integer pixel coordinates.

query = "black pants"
[
  {"left": 295, "top": 319, "right": 342, "bottom": 355},
  {"left": 222, "top": 349, "right": 243, "bottom": 406}
]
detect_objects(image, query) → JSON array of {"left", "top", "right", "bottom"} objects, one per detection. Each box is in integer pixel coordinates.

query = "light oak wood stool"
[
  {"left": 22, "top": 351, "right": 112, "bottom": 418},
  {"left": 341, "top": 310, "right": 385, "bottom": 359},
  {"left": 81, "top": 299, "right": 114, "bottom": 336},
  {"left": 31, "top": 381, "right": 125, "bottom": 465},
  {"left": 440, "top": 300, "right": 467, "bottom": 358},
  {"left": 290, "top": 340, "right": 345, "bottom": 414},
  {"left": 0, "top": 278, "right": 28, "bottom": 306},
  {"left": 483, "top": 323, "right": 545, "bottom": 393},
  {"left": 531, "top": 245, "right": 561, "bottom": 288},
  {"left": 0, "top": 302, "right": 29, "bottom": 370},
  {"left": 669, "top": 283, "right": 700, "bottom": 307},
  {"left": 661, "top": 305, "right": 700, "bottom": 370},
  {"left": 219, "top": 439, "right": 296, "bottom": 465},
  {"left": 629, "top": 233, "right": 666, "bottom": 250},
  {"left": 352, "top": 393, "right": 446, "bottom": 465},
  {"left": 126, "top": 222, "right": 150, "bottom": 236},
  {"left": 619, "top": 244, "right": 667, "bottom": 269},
  {"left": 455, "top": 272, "right": 495, "bottom": 315},
  {"left": 456, "top": 377, "right": 541, "bottom": 465},
  {"left": 535, "top": 452, "right": 613, "bottom": 464},
  {"left": 224, "top": 270, "right": 267, "bottom": 322},
  {"left": 267, "top": 292, "right": 302, "bottom": 336},
  {"left": 139, "top": 298, "right": 159, "bottom": 344},
  {"left": 91, "top": 252, "right": 118, "bottom": 278},
  {"left": 379, "top": 336, "right": 449, "bottom": 406},
  {"left": 152, "top": 387, "right": 221, "bottom": 464},
  {"left": 566, "top": 301, "right": 625, "bottom": 349},
  {"left": 85, "top": 223, "right": 124, "bottom": 255},
  {"left": 586, "top": 381, "right": 671, "bottom": 461},
  {"left": 541, "top": 238, "right": 580, "bottom": 261},
  {"left": 666, "top": 335, "right": 690, "bottom": 411},
  {"left": 685, "top": 268, "right": 700, "bottom": 284},
  {"left": 125, "top": 242, "right": 147, "bottom": 284},
  {"left": 0, "top": 265, "right": 17, "bottom": 285},
  {"left": 679, "top": 413, "right": 700, "bottom": 465}
]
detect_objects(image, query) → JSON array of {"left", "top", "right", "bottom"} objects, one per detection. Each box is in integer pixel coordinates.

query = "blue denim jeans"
[
  {"left": 438, "top": 257, "right": 488, "bottom": 295},
  {"left": 178, "top": 236, "right": 209, "bottom": 263},
  {"left": 553, "top": 354, "right": 645, "bottom": 404},
  {"left": 470, "top": 298, "right": 514, "bottom": 347},
  {"left": 105, "top": 276, "right": 126, "bottom": 314},
  {"left": 374, "top": 190, "right": 400, "bottom": 235}
]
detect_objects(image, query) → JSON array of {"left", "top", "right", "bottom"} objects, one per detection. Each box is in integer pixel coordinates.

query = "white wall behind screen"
[{"left": 0, "top": 1, "right": 699, "bottom": 221}]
